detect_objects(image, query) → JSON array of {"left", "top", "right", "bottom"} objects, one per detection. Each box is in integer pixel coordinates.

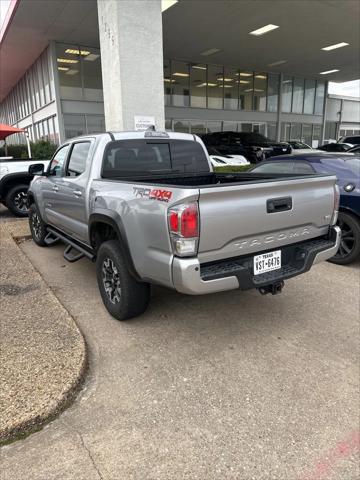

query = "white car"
[
  {"left": 288, "top": 141, "right": 320, "bottom": 154},
  {"left": 208, "top": 148, "right": 250, "bottom": 167}
]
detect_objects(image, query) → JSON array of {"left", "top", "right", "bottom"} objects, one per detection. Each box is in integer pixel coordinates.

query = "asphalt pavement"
[{"left": 1, "top": 237, "right": 359, "bottom": 480}]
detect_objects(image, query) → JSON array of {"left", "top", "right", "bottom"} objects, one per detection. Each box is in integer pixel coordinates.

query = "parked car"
[
  {"left": 318, "top": 143, "right": 353, "bottom": 153},
  {"left": 250, "top": 153, "right": 360, "bottom": 265},
  {"left": 207, "top": 147, "right": 250, "bottom": 167},
  {"left": 0, "top": 158, "right": 50, "bottom": 216},
  {"left": 27, "top": 131, "right": 340, "bottom": 321},
  {"left": 200, "top": 131, "right": 291, "bottom": 164},
  {"left": 288, "top": 141, "right": 318, "bottom": 154},
  {"left": 338, "top": 135, "right": 360, "bottom": 146},
  {"left": 348, "top": 145, "right": 360, "bottom": 154}
]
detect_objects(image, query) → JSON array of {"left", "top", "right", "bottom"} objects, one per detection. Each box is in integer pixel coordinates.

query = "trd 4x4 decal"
[{"left": 133, "top": 187, "right": 173, "bottom": 202}]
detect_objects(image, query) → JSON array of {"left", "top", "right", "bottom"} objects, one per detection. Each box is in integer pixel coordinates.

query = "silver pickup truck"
[{"left": 27, "top": 131, "right": 340, "bottom": 320}]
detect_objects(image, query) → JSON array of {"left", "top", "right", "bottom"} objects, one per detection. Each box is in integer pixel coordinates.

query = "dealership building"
[{"left": 0, "top": 0, "right": 359, "bottom": 147}]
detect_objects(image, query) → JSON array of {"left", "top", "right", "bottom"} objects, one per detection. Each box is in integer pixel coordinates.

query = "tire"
[
  {"left": 329, "top": 212, "right": 360, "bottom": 265},
  {"left": 29, "top": 203, "right": 48, "bottom": 246},
  {"left": 96, "top": 240, "right": 150, "bottom": 320},
  {"left": 5, "top": 184, "right": 29, "bottom": 217}
]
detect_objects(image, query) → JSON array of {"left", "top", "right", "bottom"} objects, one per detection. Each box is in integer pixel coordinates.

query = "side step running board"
[
  {"left": 44, "top": 232, "right": 60, "bottom": 246},
  {"left": 46, "top": 227, "right": 95, "bottom": 263}
]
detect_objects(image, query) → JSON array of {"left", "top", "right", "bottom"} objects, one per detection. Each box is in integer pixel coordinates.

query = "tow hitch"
[{"left": 258, "top": 281, "right": 284, "bottom": 296}]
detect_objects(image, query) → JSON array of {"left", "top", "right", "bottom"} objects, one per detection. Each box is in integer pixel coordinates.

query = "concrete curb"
[{"left": 0, "top": 221, "right": 87, "bottom": 445}]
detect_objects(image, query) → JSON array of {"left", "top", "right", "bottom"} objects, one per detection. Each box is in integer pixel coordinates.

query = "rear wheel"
[
  {"left": 29, "top": 203, "right": 48, "bottom": 246},
  {"left": 329, "top": 212, "right": 360, "bottom": 265},
  {"left": 5, "top": 184, "right": 29, "bottom": 217},
  {"left": 96, "top": 240, "right": 150, "bottom": 320}
]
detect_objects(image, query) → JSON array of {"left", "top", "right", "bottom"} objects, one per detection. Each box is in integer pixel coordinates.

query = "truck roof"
[{"left": 66, "top": 131, "right": 197, "bottom": 143}]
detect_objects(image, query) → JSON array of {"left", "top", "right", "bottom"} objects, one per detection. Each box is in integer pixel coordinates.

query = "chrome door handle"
[
  {"left": 52, "top": 185, "right": 59, "bottom": 192},
  {"left": 74, "top": 190, "right": 82, "bottom": 197}
]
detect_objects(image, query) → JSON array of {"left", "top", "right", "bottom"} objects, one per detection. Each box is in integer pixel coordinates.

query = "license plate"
[{"left": 253, "top": 250, "right": 281, "bottom": 275}]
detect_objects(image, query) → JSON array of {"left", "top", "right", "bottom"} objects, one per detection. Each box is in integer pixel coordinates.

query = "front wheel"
[
  {"left": 29, "top": 203, "right": 48, "bottom": 246},
  {"left": 96, "top": 240, "right": 150, "bottom": 320},
  {"left": 6, "top": 184, "right": 29, "bottom": 217},
  {"left": 329, "top": 212, "right": 360, "bottom": 265}
]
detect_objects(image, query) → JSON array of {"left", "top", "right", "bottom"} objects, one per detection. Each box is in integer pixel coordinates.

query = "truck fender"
[
  {"left": 88, "top": 212, "right": 140, "bottom": 280},
  {"left": 0, "top": 172, "right": 33, "bottom": 198}
]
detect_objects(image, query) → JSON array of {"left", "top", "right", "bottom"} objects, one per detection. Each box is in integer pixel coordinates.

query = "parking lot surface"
[{"left": 1, "top": 239, "right": 359, "bottom": 480}]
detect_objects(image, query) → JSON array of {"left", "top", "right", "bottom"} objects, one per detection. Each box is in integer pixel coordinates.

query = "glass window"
[
  {"left": 86, "top": 115, "right": 105, "bottom": 134},
  {"left": 189, "top": 121, "right": 206, "bottom": 135},
  {"left": 240, "top": 123, "right": 252, "bottom": 132},
  {"left": 171, "top": 61, "right": 190, "bottom": 107},
  {"left": 290, "top": 123, "right": 301, "bottom": 141},
  {"left": 223, "top": 67, "right": 238, "bottom": 110},
  {"left": 301, "top": 124, "right": 312, "bottom": 145},
  {"left": 190, "top": 63, "right": 207, "bottom": 108},
  {"left": 267, "top": 123, "right": 277, "bottom": 140},
  {"left": 223, "top": 121, "right": 238, "bottom": 132},
  {"left": 206, "top": 121, "right": 222, "bottom": 133},
  {"left": 49, "top": 144, "right": 70, "bottom": 176},
  {"left": 173, "top": 120, "right": 189, "bottom": 133},
  {"left": 292, "top": 78, "right": 304, "bottom": 113},
  {"left": 303, "top": 79, "right": 316, "bottom": 114},
  {"left": 267, "top": 74, "right": 279, "bottom": 112},
  {"left": 207, "top": 65, "right": 223, "bottom": 109},
  {"left": 325, "top": 121, "right": 337, "bottom": 142},
  {"left": 164, "top": 60, "right": 172, "bottom": 106},
  {"left": 170, "top": 140, "right": 209, "bottom": 172},
  {"left": 254, "top": 73, "right": 267, "bottom": 111},
  {"left": 56, "top": 44, "right": 82, "bottom": 100},
  {"left": 293, "top": 162, "right": 315, "bottom": 174},
  {"left": 281, "top": 122, "right": 291, "bottom": 141},
  {"left": 314, "top": 81, "right": 325, "bottom": 115},
  {"left": 281, "top": 76, "right": 293, "bottom": 113},
  {"left": 64, "top": 114, "right": 86, "bottom": 139},
  {"left": 36, "top": 60, "right": 45, "bottom": 107},
  {"left": 312, "top": 125, "right": 322, "bottom": 148},
  {"left": 239, "top": 72, "right": 253, "bottom": 110},
  {"left": 83, "top": 47, "right": 103, "bottom": 101},
  {"left": 254, "top": 162, "right": 294, "bottom": 174},
  {"left": 67, "top": 142, "right": 91, "bottom": 176},
  {"left": 165, "top": 119, "right": 172, "bottom": 131}
]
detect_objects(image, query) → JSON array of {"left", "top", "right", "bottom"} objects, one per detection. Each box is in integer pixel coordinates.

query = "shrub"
[
  {"left": 213, "top": 164, "right": 253, "bottom": 173},
  {"left": 0, "top": 140, "right": 57, "bottom": 160}
]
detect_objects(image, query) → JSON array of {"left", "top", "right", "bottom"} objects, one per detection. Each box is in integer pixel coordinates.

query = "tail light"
[
  {"left": 331, "top": 184, "right": 340, "bottom": 225},
  {"left": 168, "top": 203, "right": 199, "bottom": 256}
]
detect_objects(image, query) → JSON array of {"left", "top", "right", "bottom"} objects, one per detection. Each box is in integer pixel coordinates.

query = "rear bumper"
[{"left": 172, "top": 226, "right": 341, "bottom": 295}]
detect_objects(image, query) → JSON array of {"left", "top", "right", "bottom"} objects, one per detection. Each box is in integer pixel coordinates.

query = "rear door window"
[{"left": 66, "top": 142, "right": 91, "bottom": 177}]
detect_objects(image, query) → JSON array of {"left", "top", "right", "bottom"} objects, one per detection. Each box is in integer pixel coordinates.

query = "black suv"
[{"left": 200, "top": 131, "right": 291, "bottom": 164}]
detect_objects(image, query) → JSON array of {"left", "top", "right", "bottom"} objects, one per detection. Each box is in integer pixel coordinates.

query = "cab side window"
[
  {"left": 49, "top": 144, "right": 70, "bottom": 177},
  {"left": 66, "top": 142, "right": 91, "bottom": 177}
]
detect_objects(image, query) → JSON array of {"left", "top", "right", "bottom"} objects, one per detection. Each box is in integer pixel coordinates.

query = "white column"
[{"left": 97, "top": 0, "right": 165, "bottom": 132}]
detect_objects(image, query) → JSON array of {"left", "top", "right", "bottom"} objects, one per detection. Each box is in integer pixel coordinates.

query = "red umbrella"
[{"left": 0, "top": 123, "right": 25, "bottom": 141}]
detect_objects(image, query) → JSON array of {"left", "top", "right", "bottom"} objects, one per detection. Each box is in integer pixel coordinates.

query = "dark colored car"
[
  {"left": 318, "top": 143, "right": 352, "bottom": 153},
  {"left": 348, "top": 145, "right": 360, "bottom": 154},
  {"left": 339, "top": 135, "right": 360, "bottom": 146},
  {"left": 200, "top": 131, "right": 291, "bottom": 164},
  {"left": 250, "top": 153, "right": 360, "bottom": 265}
]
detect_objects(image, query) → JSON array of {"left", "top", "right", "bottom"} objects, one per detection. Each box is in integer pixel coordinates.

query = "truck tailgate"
[{"left": 198, "top": 175, "right": 336, "bottom": 262}]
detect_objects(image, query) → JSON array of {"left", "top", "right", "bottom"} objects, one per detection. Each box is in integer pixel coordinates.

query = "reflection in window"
[
  {"left": 304, "top": 79, "right": 316, "bottom": 114},
  {"left": 223, "top": 67, "right": 239, "bottom": 110},
  {"left": 312, "top": 125, "right": 322, "bottom": 148},
  {"left": 64, "top": 114, "right": 86, "bottom": 139},
  {"left": 301, "top": 124, "right": 312, "bottom": 145},
  {"left": 172, "top": 61, "right": 190, "bottom": 107},
  {"left": 314, "top": 81, "right": 325, "bottom": 115},
  {"left": 173, "top": 120, "right": 189, "bottom": 133},
  {"left": 207, "top": 121, "right": 222, "bottom": 133},
  {"left": 267, "top": 74, "right": 279, "bottom": 112},
  {"left": 207, "top": 65, "right": 223, "bottom": 109},
  {"left": 239, "top": 72, "right": 253, "bottom": 110},
  {"left": 254, "top": 73, "right": 267, "bottom": 111},
  {"left": 82, "top": 47, "right": 103, "bottom": 101},
  {"left": 86, "top": 115, "right": 105, "bottom": 134},
  {"left": 190, "top": 121, "right": 206, "bottom": 134},
  {"left": 223, "top": 121, "right": 238, "bottom": 132},
  {"left": 165, "top": 118, "right": 172, "bottom": 131},
  {"left": 292, "top": 78, "right": 304, "bottom": 113},
  {"left": 282, "top": 76, "right": 293, "bottom": 113},
  {"left": 164, "top": 60, "right": 172, "bottom": 106},
  {"left": 267, "top": 122, "right": 277, "bottom": 140},
  {"left": 190, "top": 63, "right": 206, "bottom": 108},
  {"left": 281, "top": 122, "right": 291, "bottom": 141},
  {"left": 290, "top": 123, "right": 301, "bottom": 141}
]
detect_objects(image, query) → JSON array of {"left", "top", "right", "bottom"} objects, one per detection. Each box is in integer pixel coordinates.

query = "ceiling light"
[
  {"left": 255, "top": 75, "right": 266, "bottom": 79},
  {"left": 319, "top": 69, "right": 339, "bottom": 75},
  {"left": 200, "top": 48, "right": 221, "bottom": 56},
  {"left": 65, "top": 48, "right": 90, "bottom": 56},
  {"left": 57, "top": 58, "right": 78, "bottom": 64},
  {"left": 217, "top": 77, "right": 233, "bottom": 82},
  {"left": 244, "top": 89, "right": 253, "bottom": 92},
  {"left": 237, "top": 80, "right": 250, "bottom": 84},
  {"left": 239, "top": 72, "right": 252, "bottom": 77},
  {"left": 192, "top": 65, "right": 206, "bottom": 70},
  {"left": 268, "top": 60, "right": 287, "bottom": 67},
  {"left": 322, "top": 42, "right": 349, "bottom": 51},
  {"left": 58, "top": 67, "right": 69, "bottom": 71},
  {"left": 164, "top": 78, "right": 175, "bottom": 83},
  {"left": 172, "top": 72, "right": 189, "bottom": 77},
  {"left": 161, "top": 0, "right": 178, "bottom": 12},
  {"left": 84, "top": 53, "right": 100, "bottom": 62},
  {"left": 224, "top": 85, "right": 233, "bottom": 88},
  {"left": 197, "top": 82, "right": 218, "bottom": 87},
  {"left": 66, "top": 69, "right": 79, "bottom": 75},
  {"left": 250, "top": 24, "right": 279, "bottom": 36},
  {"left": 254, "top": 89, "right": 264, "bottom": 92}
]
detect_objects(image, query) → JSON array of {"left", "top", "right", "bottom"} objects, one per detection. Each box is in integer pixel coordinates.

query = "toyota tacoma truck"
[
  {"left": 0, "top": 158, "right": 50, "bottom": 216},
  {"left": 27, "top": 131, "right": 340, "bottom": 320}
]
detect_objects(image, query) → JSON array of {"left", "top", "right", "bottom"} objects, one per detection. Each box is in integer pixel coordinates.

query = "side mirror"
[{"left": 29, "top": 163, "right": 45, "bottom": 176}]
